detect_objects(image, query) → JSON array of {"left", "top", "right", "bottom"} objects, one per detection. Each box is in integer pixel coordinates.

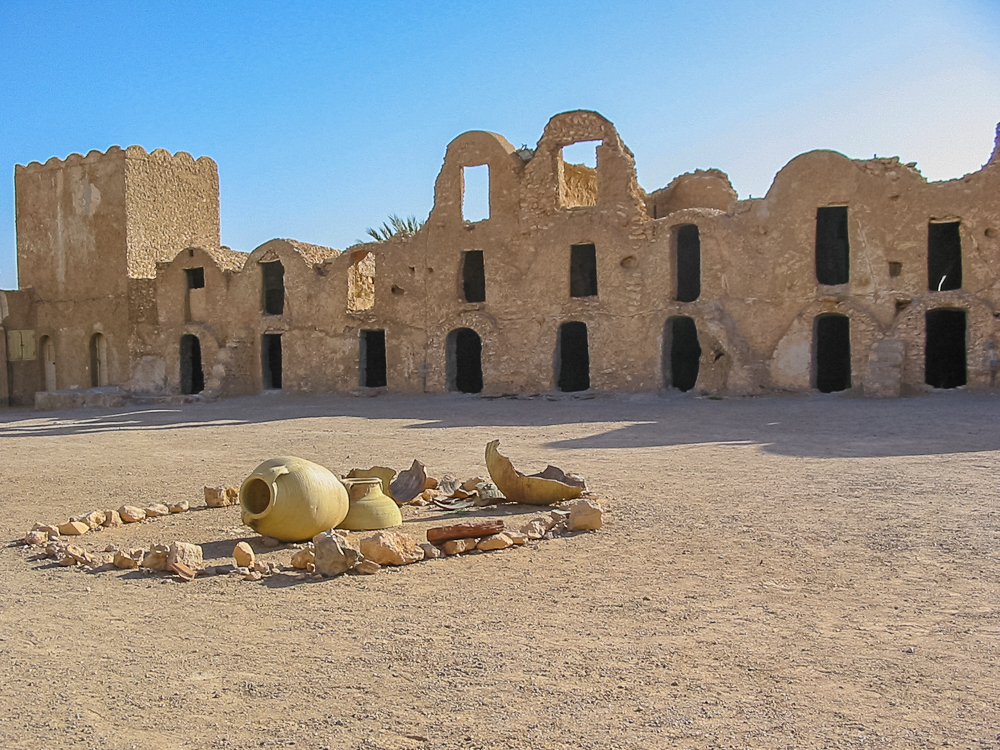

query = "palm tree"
[{"left": 364, "top": 214, "right": 424, "bottom": 242}]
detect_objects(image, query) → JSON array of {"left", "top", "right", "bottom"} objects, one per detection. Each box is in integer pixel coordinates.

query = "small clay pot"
[{"left": 338, "top": 477, "right": 402, "bottom": 531}]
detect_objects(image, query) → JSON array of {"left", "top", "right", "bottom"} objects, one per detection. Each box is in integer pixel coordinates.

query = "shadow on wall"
[{"left": 1, "top": 392, "right": 999, "bottom": 459}]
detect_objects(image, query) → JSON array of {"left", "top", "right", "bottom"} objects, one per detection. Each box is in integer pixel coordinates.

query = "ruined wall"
[{"left": 8, "top": 112, "right": 999, "bottom": 407}]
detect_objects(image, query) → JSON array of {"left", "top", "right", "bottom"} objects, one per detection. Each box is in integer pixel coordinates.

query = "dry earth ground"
[{"left": 0, "top": 391, "right": 997, "bottom": 750}]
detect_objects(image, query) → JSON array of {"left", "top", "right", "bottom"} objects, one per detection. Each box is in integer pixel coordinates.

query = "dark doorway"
[
  {"left": 262, "top": 333, "right": 282, "bottom": 389},
  {"left": 928, "top": 221, "right": 962, "bottom": 291},
  {"left": 925, "top": 308, "right": 966, "bottom": 388},
  {"left": 556, "top": 321, "right": 590, "bottom": 392},
  {"left": 570, "top": 244, "right": 598, "bottom": 298},
  {"left": 447, "top": 328, "right": 483, "bottom": 393},
  {"left": 675, "top": 224, "right": 701, "bottom": 302},
  {"left": 360, "top": 329, "right": 387, "bottom": 388},
  {"left": 664, "top": 316, "right": 701, "bottom": 391},
  {"left": 89, "top": 333, "right": 108, "bottom": 387},
  {"left": 813, "top": 314, "right": 851, "bottom": 393},
  {"left": 461, "top": 251, "right": 486, "bottom": 303},
  {"left": 261, "top": 261, "right": 285, "bottom": 315},
  {"left": 180, "top": 334, "right": 204, "bottom": 394},
  {"left": 815, "top": 206, "right": 850, "bottom": 285}
]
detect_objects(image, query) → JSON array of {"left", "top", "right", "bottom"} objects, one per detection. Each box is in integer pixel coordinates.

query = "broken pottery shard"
[
  {"left": 232, "top": 542, "right": 255, "bottom": 568},
  {"left": 441, "top": 538, "right": 478, "bottom": 556},
  {"left": 472, "top": 481, "right": 506, "bottom": 506},
  {"left": 144, "top": 504, "right": 170, "bottom": 518},
  {"left": 530, "top": 465, "right": 587, "bottom": 490},
  {"left": 422, "top": 476, "right": 439, "bottom": 491},
  {"left": 170, "top": 561, "right": 197, "bottom": 582},
  {"left": 313, "top": 531, "right": 361, "bottom": 576},
  {"left": 460, "top": 476, "right": 487, "bottom": 492},
  {"left": 102, "top": 510, "right": 123, "bottom": 528},
  {"left": 477, "top": 533, "right": 514, "bottom": 551},
  {"left": 290, "top": 548, "right": 315, "bottom": 569},
  {"left": 485, "top": 440, "right": 584, "bottom": 506},
  {"left": 23, "top": 530, "right": 48, "bottom": 546},
  {"left": 436, "top": 475, "right": 462, "bottom": 497},
  {"left": 167, "top": 500, "right": 190, "bottom": 513},
  {"left": 167, "top": 542, "right": 204, "bottom": 570},
  {"left": 225, "top": 486, "right": 239, "bottom": 505},
  {"left": 118, "top": 505, "right": 146, "bottom": 523},
  {"left": 568, "top": 498, "right": 604, "bottom": 531},
  {"left": 359, "top": 530, "right": 424, "bottom": 566},
  {"left": 58, "top": 521, "right": 90, "bottom": 536},
  {"left": 345, "top": 467, "right": 397, "bottom": 500},
  {"left": 389, "top": 459, "right": 428, "bottom": 505},
  {"left": 418, "top": 542, "right": 444, "bottom": 560},
  {"left": 426, "top": 520, "right": 505, "bottom": 545},
  {"left": 71, "top": 510, "right": 106, "bottom": 529}
]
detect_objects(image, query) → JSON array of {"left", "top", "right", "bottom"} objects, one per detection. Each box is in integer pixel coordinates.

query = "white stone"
[
  {"left": 167, "top": 542, "right": 204, "bottom": 570},
  {"left": 568, "top": 499, "right": 604, "bottom": 531}
]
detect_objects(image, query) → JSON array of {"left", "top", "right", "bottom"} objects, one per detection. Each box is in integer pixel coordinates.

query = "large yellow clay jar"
[
  {"left": 338, "top": 477, "right": 403, "bottom": 531},
  {"left": 240, "top": 456, "right": 349, "bottom": 542}
]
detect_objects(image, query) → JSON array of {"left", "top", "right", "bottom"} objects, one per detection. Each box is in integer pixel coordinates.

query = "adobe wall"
[
  {"left": 11, "top": 147, "right": 220, "bottom": 399},
  {"left": 6, "top": 111, "right": 999, "bottom": 407}
]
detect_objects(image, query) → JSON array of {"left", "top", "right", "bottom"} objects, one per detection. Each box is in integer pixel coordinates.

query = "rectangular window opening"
[
  {"left": 359, "top": 329, "right": 387, "bottom": 388},
  {"left": 461, "top": 250, "right": 486, "bottom": 303},
  {"left": 559, "top": 140, "right": 601, "bottom": 208},
  {"left": 462, "top": 165, "right": 490, "bottom": 223},
  {"left": 261, "top": 333, "right": 282, "bottom": 389},
  {"left": 570, "top": 243, "right": 598, "bottom": 298},
  {"left": 261, "top": 261, "right": 285, "bottom": 315},
  {"left": 815, "top": 206, "right": 850, "bottom": 285},
  {"left": 185, "top": 267, "right": 205, "bottom": 290},
  {"left": 674, "top": 225, "right": 701, "bottom": 302},
  {"left": 928, "top": 221, "right": 962, "bottom": 291},
  {"left": 888, "top": 261, "right": 902, "bottom": 278}
]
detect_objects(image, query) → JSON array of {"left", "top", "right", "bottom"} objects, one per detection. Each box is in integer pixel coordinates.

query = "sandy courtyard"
[{"left": 0, "top": 391, "right": 997, "bottom": 749}]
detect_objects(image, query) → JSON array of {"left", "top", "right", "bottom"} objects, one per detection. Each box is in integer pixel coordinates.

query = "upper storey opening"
[
  {"left": 559, "top": 140, "right": 601, "bottom": 208},
  {"left": 462, "top": 165, "right": 490, "bottom": 222}
]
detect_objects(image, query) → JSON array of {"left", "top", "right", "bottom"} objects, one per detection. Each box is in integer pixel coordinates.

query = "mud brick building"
[{"left": 3, "top": 111, "right": 999, "bottom": 408}]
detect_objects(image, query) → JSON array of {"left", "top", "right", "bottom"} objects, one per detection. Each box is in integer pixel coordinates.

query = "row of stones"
[
  {"left": 22, "top": 485, "right": 240, "bottom": 547},
  {"left": 36, "top": 499, "right": 604, "bottom": 583}
]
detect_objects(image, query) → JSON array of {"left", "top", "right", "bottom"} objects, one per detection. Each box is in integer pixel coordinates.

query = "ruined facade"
[{"left": 3, "top": 111, "right": 999, "bottom": 408}]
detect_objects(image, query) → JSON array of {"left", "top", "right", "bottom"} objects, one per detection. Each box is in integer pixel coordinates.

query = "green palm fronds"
[{"left": 364, "top": 214, "right": 425, "bottom": 242}]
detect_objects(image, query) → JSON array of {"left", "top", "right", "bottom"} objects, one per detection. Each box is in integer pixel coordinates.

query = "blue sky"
[{"left": 1, "top": 0, "right": 998, "bottom": 290}]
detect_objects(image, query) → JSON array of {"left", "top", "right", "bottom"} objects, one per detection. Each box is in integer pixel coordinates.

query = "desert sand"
[{"left": 0, "top": 391, "right": 997, "bottom": 749}]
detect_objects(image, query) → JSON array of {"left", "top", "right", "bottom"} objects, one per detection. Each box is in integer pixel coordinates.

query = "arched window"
[{"left": 89, "top": 333, "right": 108, "bottom": 387}]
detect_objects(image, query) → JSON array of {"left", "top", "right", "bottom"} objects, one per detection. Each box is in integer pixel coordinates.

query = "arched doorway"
[
  {"left": 447, "top": 328, "right": 483, "bottom": 393},
  {"left": 40, "top": 336, "right": 56, "bottom": 391},
  {"left": 813, "top": 314, "right": 851, "bottom": 393},
  {"left": 556, "top": 321, "right": 590, "bottom": 392},
  {"left": 89, "top": 333, "right": 108, "bottom": 387},
  {"left": 180, "top": 334, "right": 205, "bottom": 394},
  {"left": 664, "top": 316, "right": 700, "bottom": 391}
]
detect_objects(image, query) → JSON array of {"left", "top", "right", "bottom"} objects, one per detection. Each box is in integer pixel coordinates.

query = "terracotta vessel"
[
  {"left": 337, "top": 477, "right": 403, "bottom": 531},
  {"left": 240, "top": 456, "right": 349, "bottom": 542}
]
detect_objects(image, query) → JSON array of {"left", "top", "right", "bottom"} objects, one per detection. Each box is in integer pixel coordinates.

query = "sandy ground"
[{"left": 0, "top": 390, "right": 997, "bottom": 750}]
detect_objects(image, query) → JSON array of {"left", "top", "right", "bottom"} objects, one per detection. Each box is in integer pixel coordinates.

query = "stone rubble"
[
  {"left": 232, "top": 542, "right": 255, "bottom": 568},
  {"left": 144, "top": 504, "right": 171, "bottom": 518},
  {"left": 568, "top": 498, "right": 604, "bottom": 531},
  {"left": 313, "top": 531, "right": 362, "bottom": 576},
  {"left": 359, "top": 530, "right": 424, "bottom": 566},
  {"left": 58, "top": 521, "right": 90, "bottom": 536},
  {"left": 118, "top": 505, "right": 146, "bottom": 523}
]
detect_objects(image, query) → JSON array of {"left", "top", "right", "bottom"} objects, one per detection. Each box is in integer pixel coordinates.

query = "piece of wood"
[{"left": 426, "top": 519, "right": 504, "bottom": 545}]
